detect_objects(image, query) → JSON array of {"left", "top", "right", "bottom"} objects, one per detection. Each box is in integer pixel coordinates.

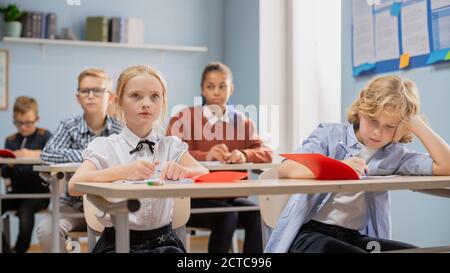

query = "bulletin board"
[{"left": 352, "top": 0, "right": 450, "bottom": 77}]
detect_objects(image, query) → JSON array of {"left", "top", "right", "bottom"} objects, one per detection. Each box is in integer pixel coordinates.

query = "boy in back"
[{"left": 1, "top": 96, "right": 52, "bottom": 253}]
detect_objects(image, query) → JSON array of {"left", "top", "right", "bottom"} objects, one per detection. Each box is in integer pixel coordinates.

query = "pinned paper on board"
[
  {"left": 426, "top": 48, "right": 450, "bottom": 64},
  {"left": 399, "top": 53, "right": 411, "bottom": 68},
  {"left": 391, "top": 2, "right": 401, "bottom": 16}
]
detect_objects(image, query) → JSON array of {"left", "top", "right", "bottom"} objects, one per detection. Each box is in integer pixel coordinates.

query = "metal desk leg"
[
  {"left": 87, "top": 225, "right": 97, "bottom": 253},
  {"left": 111, "top": 210, "right": 130, "bottom": 253},
  {"left": 261, "top": 218, "right": 269, "bottom": 250},
  {"left": 50, "top": 177, "right": 61, "bottom": 253},
  {"left": 0, "top": 197, "right": 3, "bottom": 253}
]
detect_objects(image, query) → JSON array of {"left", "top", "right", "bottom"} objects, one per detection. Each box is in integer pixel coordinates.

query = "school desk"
[
  {"left": 73, "top": 176, "right": 450, "bottom": 253},
  {"left": 29, "top": 161, "right": 274, "bottom": 252},
  {"left": 0, "top": 158, "right": 49, "bottom": 253},
  {"left": 32, "top": 163, "right": 82, "bottom": 253}
]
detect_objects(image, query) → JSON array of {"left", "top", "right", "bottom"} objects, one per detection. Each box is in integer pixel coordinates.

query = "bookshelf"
[{"left": 1, "top": 37, "right": 208, "bottom": 53}]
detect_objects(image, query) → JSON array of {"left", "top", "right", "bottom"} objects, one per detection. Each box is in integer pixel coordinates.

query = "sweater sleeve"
[{"left": 241, "top": 118, "right": 273, "bottom": 163}]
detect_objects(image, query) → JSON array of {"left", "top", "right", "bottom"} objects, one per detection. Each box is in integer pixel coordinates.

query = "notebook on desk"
[
  {"left": 0, "top": 149, "right": 15, "bottom": 158},
  {"left": 112, "top": 171, "right": 248, "bottom": 186},
  {"left": 194, "top": 171, "right": 248, "bottom": 183},
  {"left": 280, "top": 153, "right": 360, "bottom": 180}
]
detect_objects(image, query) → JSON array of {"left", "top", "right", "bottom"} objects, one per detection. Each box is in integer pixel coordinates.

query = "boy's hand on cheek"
[
  {"left": 393, "top": 122, "right": 409, "bottom": 143},
  {"left": 393, "top": 116, "right": 423, "bottom": 143}
]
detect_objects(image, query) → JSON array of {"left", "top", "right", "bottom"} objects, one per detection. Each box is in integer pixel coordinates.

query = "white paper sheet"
[
  {"left": 401, "top": 0, "right": 431, "bottom": 56},
  {"left": 375, "top": 1, "right": 401, "bottom": 61},
  {"left": 431, "top": 0, "right": 450, "bottom": 50},
  {"left": 431, "top": 0, "right": 450, "bottom": 10},
  {"left": 352, "top": 0, "right": 376, "bottom": 66},
  {"left": 361, "top": 175, "right": 401, "bottom": 180}
]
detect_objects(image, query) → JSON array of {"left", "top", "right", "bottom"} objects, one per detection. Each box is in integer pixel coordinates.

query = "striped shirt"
[
  {"left": 41, "top": 115, "right": 122, "bottom": 163},
  {"left": 40, "top": 115, "right": 122, "bottom": 211}
]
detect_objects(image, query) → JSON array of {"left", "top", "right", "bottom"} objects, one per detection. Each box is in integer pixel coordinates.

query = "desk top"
[
  {"left": 32, "top": 162, "right": 279, "bottom": 173},
  {"left": 199, "top": 161, "right": 280, "bottom": 171},
  {"left": 74, "top": 176, "right": 450, "bottom": 199},
  {"left": 33, "top": 163, "right": 81, "bottom": 173},
  {"left": 0, "top": 158, "right": 42, "bottom": 165}
]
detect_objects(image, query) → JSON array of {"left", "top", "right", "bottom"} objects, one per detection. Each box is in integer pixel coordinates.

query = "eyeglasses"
[
  {"left": 14, "top": 119, "right": 37, "bottom": 127},
  {"left": 77, "top": 87, "right": 108, "bottom": 97}
]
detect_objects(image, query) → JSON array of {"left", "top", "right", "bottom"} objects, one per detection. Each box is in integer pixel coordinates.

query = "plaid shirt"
[
  {"left": 41, "top": 115, "right": 122, "bottom": 163},
  {"left": 41, "top": 115, "right": 122, "bottom": 210}
]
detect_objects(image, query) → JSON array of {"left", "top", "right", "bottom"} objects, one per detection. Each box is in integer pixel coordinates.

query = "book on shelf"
[
  {"left": 125, "top": 17, "right": 144, "bottom": 44},
  {"left": 45, "top": 13, "right": 57, "bottom": 39},
  {"left": 85, "top": 16, "right": 108, "bottom": 42}
]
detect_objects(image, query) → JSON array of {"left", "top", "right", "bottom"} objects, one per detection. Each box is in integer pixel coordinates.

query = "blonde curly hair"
[{"left": 347, "top": 75, "right": 421, "bottom": 143}]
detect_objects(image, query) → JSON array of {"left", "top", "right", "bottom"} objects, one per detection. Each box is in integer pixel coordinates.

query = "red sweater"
[{"left": 166, "top": 106, "right": 272, "bottom": 163}]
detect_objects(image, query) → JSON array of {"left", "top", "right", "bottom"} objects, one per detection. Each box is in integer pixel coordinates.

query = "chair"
[
  {"left": 185, "top": 225, "right": 240, "bottom": 253},
  {"left": 82, "top": 195, "right": 191, "bottom": 252},
  {"left": 186, "top": 203, "right": 261, "bottom": 253},
  {"left": 1, "top": 209, "right": 50, "bottom": 253},
  {"left": 257, "top": 168, "right": 290, "bottom": 248}
]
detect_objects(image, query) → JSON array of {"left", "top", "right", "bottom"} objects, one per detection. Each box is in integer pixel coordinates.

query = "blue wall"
[
  {"left": 224, "top": 0, "right": 259, "bottom": 109},
  {"left": 342, "top": 1, "right": 450, "bottom": 247},
  {"left": 0, "top": 0, "right": 260, "bottom": 248},
  {"left": 0, "top": 0, "right": 226, "bottom": 142}
]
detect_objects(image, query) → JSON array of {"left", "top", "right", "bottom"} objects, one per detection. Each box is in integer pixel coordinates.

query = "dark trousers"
[
  {"left": 289, "top": 220, "right": 417, "bottom": 253},
  {"left": 2, "top": 198, "right": 49, "bottom": 253},
  {"left": 93, "top": 224, "right": 185, "bottom": 253},
  {"left": 187, "top": 198, "right": 263, "bottom": 253}
]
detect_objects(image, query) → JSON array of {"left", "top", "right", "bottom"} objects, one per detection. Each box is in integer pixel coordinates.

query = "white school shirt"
[
  {"left": 266, "top": 123, "right": 433, "bottom": 253},
  {"left": 312, "top": 144, "right": 379, "bottom": 230},
  {"left": 82, "top": 126, "right": 188, "bottom": 230}
]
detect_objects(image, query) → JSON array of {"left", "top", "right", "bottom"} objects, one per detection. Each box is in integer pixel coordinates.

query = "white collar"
[
  {"left": 120, "top": 125, "right": 160, "bottom": 149},
  {"left": 203, "top": 105, "right": 230, "bottom": 125}
]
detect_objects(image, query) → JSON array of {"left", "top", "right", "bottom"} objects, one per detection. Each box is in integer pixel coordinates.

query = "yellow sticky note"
[
  {"left": 446, "top": 50, "right": 450, "bottom": 61},
  {"left": 399, "top": 53, "right": 410, "bottom": 69}
]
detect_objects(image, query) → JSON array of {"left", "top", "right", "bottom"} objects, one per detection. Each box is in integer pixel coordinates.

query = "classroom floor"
[{"left": 26, "top": 237, "right": 244, "bottom": 253}]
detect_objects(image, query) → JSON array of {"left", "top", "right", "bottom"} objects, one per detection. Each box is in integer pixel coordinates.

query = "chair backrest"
[
  {"left": 257, "top": 168, "right": 291, "bottom": 229},
  {"left": 83, "top": 195, "right": 105, "bottom": 233},
  {"left": 83, "top": 195, "right": 191, "bottom": 232}
]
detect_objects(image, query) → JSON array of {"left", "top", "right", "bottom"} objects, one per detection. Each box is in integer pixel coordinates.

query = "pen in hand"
[{"left": 338, "top": 140, "right": 368, "bottom": 176}]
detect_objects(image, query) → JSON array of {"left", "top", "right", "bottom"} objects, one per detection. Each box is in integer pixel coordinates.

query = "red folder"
[
  {"left": 0, "top": 149, "right": 16, "bottom": 158},
  {"left": 280, "top": 153, "right": 360, "bottom": 180},
  {"left": 195, "top": 171, "right": 248, "bottom": 183}
]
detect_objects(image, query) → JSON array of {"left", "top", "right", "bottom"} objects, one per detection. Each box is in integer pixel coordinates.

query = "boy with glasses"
[
  {"left": 38, "top": 68, "right": 122, "bottom": 252},
  {"left": 1, "top": 96, "right": 52, "bottom": 253}
]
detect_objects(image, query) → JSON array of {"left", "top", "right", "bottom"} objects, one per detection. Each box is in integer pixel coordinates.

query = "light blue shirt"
[{"left": 265, "top": 123, "right": 433, "bottom": 253}]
